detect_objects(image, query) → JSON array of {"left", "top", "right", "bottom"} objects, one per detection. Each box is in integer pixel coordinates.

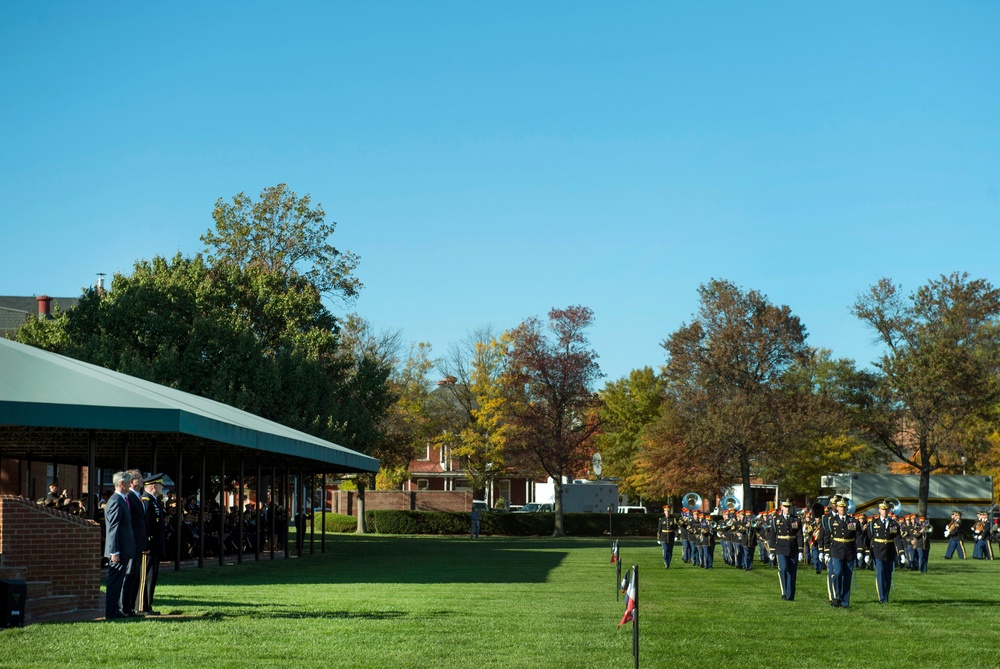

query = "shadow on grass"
[{"left": 164, "top": 536, "right": 574, "bottom": 587}]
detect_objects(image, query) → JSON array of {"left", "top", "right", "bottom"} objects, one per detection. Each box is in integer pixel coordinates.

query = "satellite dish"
[{"left": 592, "top": 453, "right": 603, "bottom": 477}]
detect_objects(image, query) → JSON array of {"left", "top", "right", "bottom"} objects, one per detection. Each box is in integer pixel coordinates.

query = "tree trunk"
[
  {"left": 356, "top": 480, "right": 367, "bottom": 534},
  {"left": 740, "top": 449, "right": 752, "bottom": 512},
  {"left": 552, "top": 478, "right": 565, "bottom": 537},
  {"left": 917, "top": 433, "right": 931, "bottom": 518}
]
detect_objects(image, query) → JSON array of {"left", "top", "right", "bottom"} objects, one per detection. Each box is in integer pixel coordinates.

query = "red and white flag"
[
  {"left": 610, "top": 539, "right": 619, "bottom": 564},
  {"left": 618, "top": 567, "right": 636, "bottom": 628}
]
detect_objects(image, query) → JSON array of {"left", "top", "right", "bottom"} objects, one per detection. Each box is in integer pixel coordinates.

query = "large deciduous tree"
[
  {"left": 851, "top": 273, "right": 1000, "bottom": 516},
  {"left": 662, "top": 279, "right": 811, "bottom": 506},
  {"left": 594, "top": 367, "right": 665, "bottom": 499},
  {"left": 202, "top": 183, "right": 362, "bottom": 303},
  {"left": 435, "top": 327, "right": 513, "bottom": 500},
  {"left": 501, "top": 306, "right": 603, "bottom": 537}
]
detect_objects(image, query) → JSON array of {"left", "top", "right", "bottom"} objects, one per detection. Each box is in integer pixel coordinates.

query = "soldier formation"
[{"left": 656, "top": 494, "right": 997, "bottom": 607}]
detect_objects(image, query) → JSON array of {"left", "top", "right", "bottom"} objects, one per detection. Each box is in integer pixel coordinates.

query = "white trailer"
[
  {"left": 534, "top": 479, "right": 619, "bottom": 513},
  {"left": 820, "top": 472, "right": 994, "bottom": 519}
]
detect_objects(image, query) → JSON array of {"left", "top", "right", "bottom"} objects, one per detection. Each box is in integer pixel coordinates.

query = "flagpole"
[
  {"left": 632, "top": 564, "right": 639, "bottom": 669},
  {"left": 616, "top": 550, "right": 621, "bottom": 601}
]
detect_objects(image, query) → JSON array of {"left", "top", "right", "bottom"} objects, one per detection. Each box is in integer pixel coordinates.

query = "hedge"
[{"left": 364, "top": 510, "right": 660, "bottom": 536}]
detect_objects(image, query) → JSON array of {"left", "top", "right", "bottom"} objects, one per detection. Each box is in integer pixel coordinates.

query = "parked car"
[
  {"left": 617, "top": 506, "right": 648, "bottom": 514},
  {"left": 513, "top": 502, "right": 553, "bottom": 513},
  {"left": 472, "top": 500, "right": 489, "bottom": 513}
]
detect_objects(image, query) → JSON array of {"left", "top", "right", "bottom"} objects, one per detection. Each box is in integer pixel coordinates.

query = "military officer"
[
  {"left": 972, "top": 511, "right": 990, "bottom": 560},
  {"left": 868, "top": 502, "right": 899, "bottom": 604},
  {"left": 828, "top": 497, "right": 858, "bottom": 608},
  {"left": 914, "top": 514, "right": 932, "bottom": 572},
  {"left": 137, "top": 473, "right": 168, "bottom": 615},
  {"left": 657, "top": 504, "right": 677, "bottom": 568},
  {"left": 769, "top": 499, "right": 801, "bottom": 601},
  {"left": 944, "top": 511, "right": 966, "bottom": 559}
]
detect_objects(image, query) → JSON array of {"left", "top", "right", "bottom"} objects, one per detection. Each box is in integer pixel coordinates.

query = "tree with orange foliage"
[{"left": 501, "top": 306, "right": 603, "bottom": 537}]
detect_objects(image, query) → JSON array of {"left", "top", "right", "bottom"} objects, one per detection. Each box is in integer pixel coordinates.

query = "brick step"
[
  {"left": 25, "top": 593, "right": 78, "bottom": 621},
  {"left": 26, "top": 580, "right": 53, "bottom": 598},
  {"left": 0, "top": 565, "right": 28, "bottom": 581}
]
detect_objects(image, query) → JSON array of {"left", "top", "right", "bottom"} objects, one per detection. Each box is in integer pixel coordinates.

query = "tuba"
[
  {"left": 682, "top": 492, "right": 702, "bottom": 511},
  {"left": 720, "top": 495, "right": 741, "bottom": 512}
]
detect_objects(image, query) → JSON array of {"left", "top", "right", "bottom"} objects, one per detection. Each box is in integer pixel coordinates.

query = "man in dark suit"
[
  {"left": 123, "top": 470, "right": 147, "bottom": 617},
  {"left": 138, "top": 473, "right": 168, "bottom": 615},
  {"left": 104, "top": 471, "right": 135, "bottom": 620}
]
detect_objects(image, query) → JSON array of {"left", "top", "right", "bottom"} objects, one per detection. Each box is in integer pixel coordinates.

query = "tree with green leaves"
[
  {"left": 203, "top": 183, "right": 361, "bottom": 303},
  {"left": 501, "top": 306, "right": 603, "bottom": 537},
  {"left": 851, "top": 272, "right": 1000, "bottom": 516},
  {"left": 662, "top": 279, "right": 812, "bottom": 507},
  {"left": 433, "top": 327, "right": 515, "bottom": 499},
  {"left": 594, "top": 367, "right": 665, "bottom": 499}
]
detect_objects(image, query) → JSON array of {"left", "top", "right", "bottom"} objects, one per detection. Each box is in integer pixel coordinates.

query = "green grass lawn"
[{"left": 0, "top": 537, "right": 997, "bottom": 668}]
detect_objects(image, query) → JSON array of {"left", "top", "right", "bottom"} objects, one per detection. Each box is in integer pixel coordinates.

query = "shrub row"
[{"left": 364, "top": 510, "right": 659, "bottom": 536}]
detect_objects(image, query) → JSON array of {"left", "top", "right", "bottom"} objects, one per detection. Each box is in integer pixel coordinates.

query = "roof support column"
[
  {"left": 255, "top": 460, "right": 262, "bottom": 563},
  {"left": 238, "top": 456, "right": 245, "bottom": 565},
  {"left": 321, "top": 473, "right": 327, "bottom": 554},
  {"left": 269, "top": 465, "right": 276, "bottom": 561},
  {"left": 174, "top": 447, "right": 183, "bottom": 571},
  {"left": 88, "top": 430, "right": 97, "bottom": 521},
  {"left": 198, "top": 447, "right": 206, "bottom": 568},
  {"left": 283, "top": 466, "right": 290, "bottom": 560},
  {"left": 218, "top": 454, "right": 226, "bottom": 567}
]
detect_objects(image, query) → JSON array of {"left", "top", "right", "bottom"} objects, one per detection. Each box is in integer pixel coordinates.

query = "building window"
[
  {"left": 454, "top": 479, "right": 472, "bottom": 492},
  {"left": 498, "top": 479, "right": 511, "bottom": 507},
  {"left": 417, "top": 479, "right": 429, "bottom": 491},
  {"left": 417, "top": 444, "right": 430, "bottom": 461}
]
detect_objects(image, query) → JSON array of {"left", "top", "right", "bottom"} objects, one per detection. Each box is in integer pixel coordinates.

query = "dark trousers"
[
  {"left": 741, "top": 545, "right": 753, "bottom": 570},
  {"left": 106, "top": 559, "right": 129, "bottom": 619},
  {"left": 874, "top": 558, "right": 894, "bottom": 603},
  {"left": 661, "top": 541, "right": 674, "bottom": 568},
  {"left": 945, "top": 538, "right": 966, "bottom": 559},
  {"left": 830, "top": 557, "right": 853, "bottom": 606},
  {"left": 137, "top": 552, "right": 160, "bottom": 613},
  {"left": 776, "top": 554, "right": 797, "bottom": 600}
]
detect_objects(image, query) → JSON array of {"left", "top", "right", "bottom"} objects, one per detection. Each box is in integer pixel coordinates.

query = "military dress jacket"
[
  {"left": 868, "top": 517, "right": 900, "bottom": 561},
  {"left": 827, "top": 514, "right": 859, "bottom": 559}
]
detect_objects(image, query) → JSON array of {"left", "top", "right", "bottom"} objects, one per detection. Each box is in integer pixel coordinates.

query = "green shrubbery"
[
  {"left": 364, "top": 510, "right": 659, "bottom": 536},
  {"left": 313, "top": 512, "right": 357, "bottom": 533}
]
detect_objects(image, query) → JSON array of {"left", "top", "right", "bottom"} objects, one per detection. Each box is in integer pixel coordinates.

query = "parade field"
[{"left": 0, "top": 536, "right": 998, "bottom": 669}]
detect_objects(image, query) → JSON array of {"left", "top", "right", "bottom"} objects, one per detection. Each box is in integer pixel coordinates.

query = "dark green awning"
[{"left": 0, "top": 337, "right": 378, "bottom": 473}]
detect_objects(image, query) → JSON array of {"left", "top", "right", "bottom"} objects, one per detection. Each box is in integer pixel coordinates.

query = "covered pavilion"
[{"left": 0, "top": 336, "right": 379, "bottom": 568}]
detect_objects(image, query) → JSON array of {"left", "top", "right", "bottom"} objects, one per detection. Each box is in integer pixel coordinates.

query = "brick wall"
[
  {"left": 331, "top": 490, "right": 473, "bottom": 515},
  {"left": 0, "top": 496, "right": 102, "bottom": 609}
]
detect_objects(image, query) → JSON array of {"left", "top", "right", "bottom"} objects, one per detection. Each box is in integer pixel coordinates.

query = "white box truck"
[{"left": 534, "top": 479, "right": 619, "bottom": 513}]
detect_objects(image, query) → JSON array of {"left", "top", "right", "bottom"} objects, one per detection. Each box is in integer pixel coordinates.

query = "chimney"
[
  {"left": 96, "top": 273, "right": 106, "bottom": 292},
  {"left": 36, "top": 295, "right": 52, "bottom": 318}
]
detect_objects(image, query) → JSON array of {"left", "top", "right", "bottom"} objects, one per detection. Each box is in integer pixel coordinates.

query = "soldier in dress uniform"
[
  {"left": 854, "top": 511, "right": 870, "bottom": 571},
  {"left": 828, "top": 497, "right": 858, "bottom": 608},
  {"left": 736, "top": 510, "right": 755, "bottom": 571},
  {"left": 868, "top": 502, "right": 899, "bottom": 604},
  {"left": 657, "top": 504, "right": 677, "bottom": 568},
  {"left": 680, "top": 509, "right": 694, "bottom": 564},
  {"left": 137, "top": 473, "right": 168, "bottom": 616},
  {"left": 972, "top": 511, "right": 990, "bottom": 560},
  {"left": 769, "top": 499, "right": 801, "bottom": 601},
  {"left": 914, "top": 514, "right": 932, "bottom": 572},
  {"left": 695, "top": 511, "right": 715, "bottom": 569},
  {"left": 944, "top": 511, "right": 966, "bottom": 559}
]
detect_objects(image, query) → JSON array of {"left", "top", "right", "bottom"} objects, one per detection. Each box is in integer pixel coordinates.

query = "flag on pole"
[
  {"left": 610, "top": 539, "right": 619, "bottom": 564},
  {"left": 618, "top": 566, "right": 637, "bottom": 629}
]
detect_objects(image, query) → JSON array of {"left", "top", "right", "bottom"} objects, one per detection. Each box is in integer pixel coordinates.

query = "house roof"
[
  {"left": 0, "top": 337, "right": 379, "bottom": 473},
  {"left": 0, "top": 295, "right": 79, "bottom": 335}
]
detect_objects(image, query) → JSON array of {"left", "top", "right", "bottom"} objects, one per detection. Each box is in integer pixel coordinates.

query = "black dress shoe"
[{"left": 831, "top": 599, "right": 840, "bottom": 607}]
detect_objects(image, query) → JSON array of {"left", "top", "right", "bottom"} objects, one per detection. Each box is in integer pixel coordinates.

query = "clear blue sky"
[{"left": 3, "top": 2, "right": 999, "bottom": 382}]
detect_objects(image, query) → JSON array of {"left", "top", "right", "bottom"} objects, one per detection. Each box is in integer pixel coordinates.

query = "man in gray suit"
[{"left": 105, "top": 471, "right": 136, "bottom": 620}]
